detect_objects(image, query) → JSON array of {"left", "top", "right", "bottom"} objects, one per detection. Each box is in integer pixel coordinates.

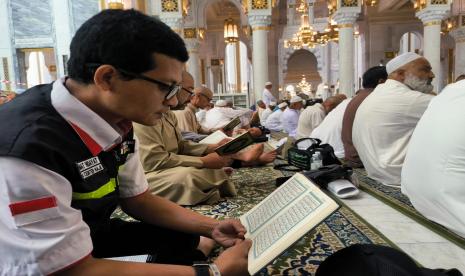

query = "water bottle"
[{"left": 311, "top": 152, "right": 323, "bottom": 170}]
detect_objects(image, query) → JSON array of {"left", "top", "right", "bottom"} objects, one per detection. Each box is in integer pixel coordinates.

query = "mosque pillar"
[
  {"left": 417, "top": 7, "right": 451, "bottom": 92},
  {"left": 249, "top": 15, "right": 272, "bottom": 102},
  {"left": 184, "top": 38, "right": 202, "bottom": 87},
  {"left": 333, "top": 11, "right": 360, "bottom": 97},
  {"left": 51, "top": 0, "right": 73, "bottom": 78},
  {"left": 451, "top": 26, "right": 465, "bottom": 78},
  {"left": 0, "top": 0, "right": 15, "bottom": 91}
]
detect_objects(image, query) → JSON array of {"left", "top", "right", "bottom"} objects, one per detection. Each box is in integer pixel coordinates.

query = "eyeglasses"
[
  {"left": 86, "top": 63, "right": 181, "bottom": 100},
  {"left": 116, "top": 68, "right": 181, "bottom": 100},
  {"left": 181, "top": 87, "right": 194, "bottom": 96},
  {"left": 198, "top": 93, "right": 212, "bottom": 102}
]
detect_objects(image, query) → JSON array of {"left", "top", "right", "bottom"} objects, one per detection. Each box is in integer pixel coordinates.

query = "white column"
[
  {"left": 0, "top": 0, "right": 15, "bottom": 91},
  {"left": 249, "top": 15, "right": 271, "bottom": 102},
  {"left": 185, "top": 39, "right": 201, "bottom": 87},
  {"left": 333, "top": 12, "right": 359, "bottom": 97},
  {"left": 451, "top": 27, "right": 465, "bottom": 78},
  {"left": 417, "top": 9, "right": 450, "bottom": 92},
  {"left": 51, "top": 0, "right": 72, "bottom": 77}
]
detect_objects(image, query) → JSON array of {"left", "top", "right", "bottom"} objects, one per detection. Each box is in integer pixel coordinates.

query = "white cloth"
[
  {"left": 280, "top": 108, "right": 300, "bottom": 137},
  {"left": 386, "top": 52, "right": 422, "bottom": 75},
  {"left": 352, "top": 79, "right": 433, "bottom": 186},
  {"left": 260, "top": 108, "right": 274, "bottom": 125},
  {"left": 0, "top": 80, "right": 148, "bottom": 275},
  {"left": 401, "top": 80, "right": 465, "bottom": 238},
  {"left": 296, "top": 103, "right": 326, "bottom": 139},
  {"left": 310, "top": 99, "right": 351, "bottom": 158},
  {"left": 196, "top": 109, "right": 207, "bottom": 126},
  {"left": 262, "top": 88, "right": 277, "bottom": 106},
  {"left": 203, "top": 106, "right": 252, "bottom": 130},
  {"left": 290, "top": 95, "right": 303, "bottom": 103},
  {"left": 264, "top": 109, "right": 284, "bottom": 131}
]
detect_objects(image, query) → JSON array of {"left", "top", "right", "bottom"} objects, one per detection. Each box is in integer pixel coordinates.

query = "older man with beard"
[{"left": 352, "top": 52, "right": 434, "bottom": 187}]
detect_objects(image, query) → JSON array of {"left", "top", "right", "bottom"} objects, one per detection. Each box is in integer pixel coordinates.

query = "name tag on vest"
[{"left": 76, "top": 157, "right": 105, "bottom": 179}]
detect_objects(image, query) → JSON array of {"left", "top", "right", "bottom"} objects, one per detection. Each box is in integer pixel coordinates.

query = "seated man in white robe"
[
  {"left": 260, "top": 101, "right": 276, "bottom": 125},
  {"left": 264, "top": 102, "right": 287, "bottom": 131},
  {"left": 401, "top": 79, "right": 465, "bottom": 238},
  {"left": 353, "top": 52, "right": 434, "bottom": 186},
  {"left": 281, "top": 96, "right": 304, "bottom": 137},
  {"left": 203, "top": 100, "right": 253, "bottom": 130},
  {"left": 296, "top": 95, "right": 345, "bottom": 139},
  {"left": 310, "top": 96, "right": 349, "bottom": 158}
]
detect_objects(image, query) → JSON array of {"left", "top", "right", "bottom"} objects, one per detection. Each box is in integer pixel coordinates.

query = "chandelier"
[
  {"left": 107, "top": 0, "right": 124, "bottom": 9},
  {"left": 315, "top": 19, "right": 339, "bottom": 45},
  {"left": 224, "top": 18, "right": 239, "bottom": 43},
  {"left": 297, "top": 75, "right": 312, "bottom": 94},
  {"left": 284, "top": 0, "right": 318, "bottom": 49}
]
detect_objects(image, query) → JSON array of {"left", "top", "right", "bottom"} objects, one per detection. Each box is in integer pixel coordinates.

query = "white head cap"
[
  {"left": 290, "top": 95, "right": 303, "bottom": 103},
  {"left": 269, "top": 101, "right": 277, "bottom": 106},
  {"left": 215, "top": 100, "right": 228, "bottom": 107},
  {"left": 386, "top": 52, "right": 422, "bottom": 75},
  {"left": 265, "top": 81, "right": 272, "bottom": 86},
  {"left": 278, "top": 102, "right": 288, "bottom": 108}
]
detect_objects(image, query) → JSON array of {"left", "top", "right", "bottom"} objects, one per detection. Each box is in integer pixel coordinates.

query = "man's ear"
[{"left": 93, "top": 65, "right": 118, "bottom": 92}]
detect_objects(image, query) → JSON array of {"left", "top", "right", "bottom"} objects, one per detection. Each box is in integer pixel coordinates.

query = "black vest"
[{"left": 0, "top": 83, "right": 133, "bottom": 234}]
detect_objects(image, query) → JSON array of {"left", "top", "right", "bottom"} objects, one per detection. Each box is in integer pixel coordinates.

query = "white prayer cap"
[
  {"left": 278, "top": 102, "right": 288, "bottom": 108},
  {"left": 265, "top": 81, "right": 272, "bottom": 86},
  {"left": 269, "top": 101, "right": 277, "bottom": 106},
  {"left": 290, "top": 95, "right": 303, "bottom": 103},
  {"left": 386, "top": 52, "right": 422, "bottom": 75},
  {"left": 215, "top": 100, "right": 228, "bottom": 107}
]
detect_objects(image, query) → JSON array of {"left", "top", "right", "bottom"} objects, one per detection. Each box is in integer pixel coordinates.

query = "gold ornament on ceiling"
[
  {"left": 341, "top": 0, "right": 358, "bottom": 8},
  {"left": 162, "top": 0, "right": 179, "bottom": 12},
  {"left": 252, "top": 0, "right": 268, "bottom": 9},
  {"left": 183, "top": 28, "right": 197, "bottom": 39},
  {"left": 430, "top": 0, "right": 448, "bottom": 4}
]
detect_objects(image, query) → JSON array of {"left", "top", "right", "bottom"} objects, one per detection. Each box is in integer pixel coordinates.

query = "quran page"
[
  {"left": 198, "top": 130, "right": 228, "bottom": 144},
  {"left": 240, "top": 173, "right": 339, "bottom": 275}
]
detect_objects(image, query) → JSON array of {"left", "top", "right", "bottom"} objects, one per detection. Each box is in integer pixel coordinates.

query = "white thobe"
[
  {"left": 401, "top": 80, "right": 465, "bottom": 238},
  {"left": 260, "top": 108, "right": 274, "bottom": 125},
  {"left": 310, "top": 99, "right": 351, "bottom": 158},
  {"left": 196, "top": 109, "right": 207, "bottom": 127},
  {"left": 203, "top": 107, "right": 253, "bottom": 130},
  {"left": 262, "top": 88, "right": 277, "bottom": 106},
  {"left": 264, "top": 109, "right": 283, "bottom": 131},
  {"left": 352, "top": 79, "right": 433, "bottom": 186},
  {"left": 296, "top": 103, "right": 326, "bottom": 139},
  {"left": 280, "top": 108, "right": 300, "bottom": 137}
]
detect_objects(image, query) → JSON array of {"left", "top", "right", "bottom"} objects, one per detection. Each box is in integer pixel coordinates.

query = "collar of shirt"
[
  {"left": 51, "top": 78, "right": 124, "bottom": 156},
  {"left": 379, "top": 79, "right": 412, "bottom": 93},
  {"left": 187, "top": 103, "right": 198, "bottom": 113}
]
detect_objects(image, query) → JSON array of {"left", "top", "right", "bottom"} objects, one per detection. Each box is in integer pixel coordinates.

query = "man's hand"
[
  {"left": 248, "top": 127, "right": 262, "bottom": 138},
  {"left": 220, "top": 128, "right": 234, "bottom": 137},
  {"left": 200, "top": 152, "right": 233, "bottom": 169},
  {"left": 214, "top": 239, "right": 252, "bottom": 276},
  {"left": 211, "top": 219, "right": 246, "bottom": 248}
]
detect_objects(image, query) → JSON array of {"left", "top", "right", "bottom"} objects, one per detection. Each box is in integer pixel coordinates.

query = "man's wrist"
[{"left": 192, "top": 262, "right": 221, "bottom": 276}]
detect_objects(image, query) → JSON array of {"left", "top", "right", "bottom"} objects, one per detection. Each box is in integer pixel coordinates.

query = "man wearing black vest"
[{"left": 0, "top": 9, "right": 250, "bottom": 276}]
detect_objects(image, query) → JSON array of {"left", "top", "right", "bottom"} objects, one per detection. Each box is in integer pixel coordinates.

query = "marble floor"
[{"left": 341, "top": 191, "right": 465, "bottom": 272}]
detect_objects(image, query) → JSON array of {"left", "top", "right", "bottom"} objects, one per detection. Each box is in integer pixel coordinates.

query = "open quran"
[{"left": 240, "top": 173, "right": 339, "bottom": 275}]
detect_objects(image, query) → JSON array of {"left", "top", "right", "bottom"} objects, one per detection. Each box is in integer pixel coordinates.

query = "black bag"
[
  {"left": 302, "top": 164, "right": 353, "bottom": 189},
  {"left": 287, "top": 138, "right": 341, "bottom": 170}
]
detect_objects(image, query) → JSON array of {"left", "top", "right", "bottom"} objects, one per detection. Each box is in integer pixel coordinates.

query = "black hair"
[
  {"left": 362, "top": 66, "right": 388, "bottom": 89},
  {"left": 68, "top": 9, "right": 189, "bottom": 84}
]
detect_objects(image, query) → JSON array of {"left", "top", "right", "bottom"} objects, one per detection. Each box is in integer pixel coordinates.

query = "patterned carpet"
[
  {"left": 353, "top": 168, "right": 465, "bottom": 250},
  {"left": 111, "top": 165, "right": 396, "bottom": 275},
  {"left": 189, "top": 166, "right": 395, "bottom": 275}
]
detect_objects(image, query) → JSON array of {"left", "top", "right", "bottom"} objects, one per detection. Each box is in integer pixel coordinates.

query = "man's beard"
[{"left": 404, "top": 73, "right": 434, "bottom": 94}]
